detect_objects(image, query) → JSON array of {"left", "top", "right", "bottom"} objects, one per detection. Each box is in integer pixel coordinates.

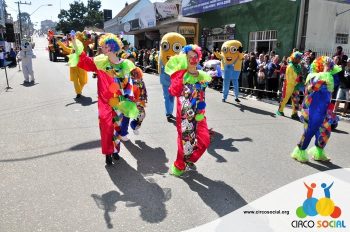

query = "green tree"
[
  {"left": 85, "top": 0, "right": 104, "bottom": 29},
  {"left": 20, "top": 12, "right": 34, "bottom": 37},
  {"left": 56, "top": 0, "right": 103, "bottom": 33},
  {"left": 56, "top": 1, "right": 87, "bottom": 33}
]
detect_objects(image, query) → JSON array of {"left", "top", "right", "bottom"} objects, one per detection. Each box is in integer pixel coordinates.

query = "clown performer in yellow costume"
[
  {"left": 158, "top": 32, "right": 186, "bottom": 122},
  {"left": 57, "top": 32, "right": 93, "bottom": 98},
  {"left": 276, "top": 51, "right": 303, "bottom": 120},
  {"left": 215, "top": 40, "right": 244, "bottom": 103}
]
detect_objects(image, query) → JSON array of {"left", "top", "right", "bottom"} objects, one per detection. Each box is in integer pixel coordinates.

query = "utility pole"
[{"left": 14, "top": 1, "right": 31, "bottom": 41}]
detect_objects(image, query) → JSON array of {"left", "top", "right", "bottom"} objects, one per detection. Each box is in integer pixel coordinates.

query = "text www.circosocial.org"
[{"left": 243, "top": 210, "right": 290, "bottom": 215}]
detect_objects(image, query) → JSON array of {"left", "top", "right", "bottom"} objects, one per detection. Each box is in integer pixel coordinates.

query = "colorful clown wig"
[
  {"left": 131, "top": 67, "right": 143, "bottom": 80},
  {"left": 182, "top": 44, "right": 202, "bottom": 60},
  {"left": 98, "top": 33, "right": 123, "bottom": 54},
  {"left": 289, "top": 51, "right": 303, "bottom": 63},
  {"left": 310, "top": 56, "right": 334, "bottom": 73}
]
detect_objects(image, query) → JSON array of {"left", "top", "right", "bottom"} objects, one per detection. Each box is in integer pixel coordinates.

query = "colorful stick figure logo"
[{"left": 296, "top": 182, "right": 341, "bottom": 218}]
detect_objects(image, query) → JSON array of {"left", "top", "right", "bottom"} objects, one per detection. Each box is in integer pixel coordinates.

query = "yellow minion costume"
[
  {"left": 158, "top": 32, "right": 186, "bottom": 121},
  {"left": 215, "top": 40, "right": 244, "bottom": 103}
]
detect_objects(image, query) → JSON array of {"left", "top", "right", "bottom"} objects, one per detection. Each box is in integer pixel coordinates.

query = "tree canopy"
[{"left": 56, "top": 0, "right": 103, "bottom": 33}]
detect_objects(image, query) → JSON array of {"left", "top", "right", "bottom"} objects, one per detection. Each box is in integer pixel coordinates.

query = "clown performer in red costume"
[
  {"left": 69, "top": 31, "right": 139, "bottom": 165},
  {"left": 165, "top": 44, "right": 212, "bottom": 177}
]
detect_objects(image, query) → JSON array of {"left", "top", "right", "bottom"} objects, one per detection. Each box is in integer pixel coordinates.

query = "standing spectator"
[
  {"left": 334, "top": 58, "right": 350, "bottom": 115},
  {"left": 332, "top": 56, "right": 342, "bottom": 101},
  {"left": 279, "top": 56, "right": 288, "bottom": 95},
  {"left": 266, "top": 55, "right": 280, "bottom": 99},
  {"left": 0, "top": 47, "right": 4, "bottom": 67},
  {"left": 310, "top": 51, "right": 317, "bottom": 63},
  {"left": 247, "top": 55, "right": 258, "bottom": 95},
  {"left": 333, "top": 46, "right": 347, "bottom": 63},
  {"left": 138, "top": 49, "right": 144, "bottom": 68},
  {"left": 241, "top": 53, "right": 250, "bottom": 93},
  {"left": 257, "top": 53, "right": 264, "bottom": 66},
  {"left": 257, "top": 64, "right": 266, "bottom": 99},
  {"left": 9, "top": 48, "right": 17, "bottom": 67}
]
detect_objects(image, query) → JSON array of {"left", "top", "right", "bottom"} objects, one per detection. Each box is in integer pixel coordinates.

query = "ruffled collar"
[
  {"left": 289, "top": 62, "right": 302, "bottom": 75},
  {"left": 183, "top": 70, "right": 211, "bottom": 84},
  {"left": 306, "top": 72, "right": 334, "bottom": 92}
]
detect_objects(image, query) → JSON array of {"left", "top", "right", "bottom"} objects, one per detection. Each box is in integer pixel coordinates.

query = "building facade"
[
  {"left": 104, "top": 0, "right": 198, "bottom": 49},
  {"left": 299, "top": 0, "right": 350, "bottom": 56},
  {"left": 183, "top": 0, "right": 350, "bottom": 57},
  {"left": 104, "top": 0, "right": 153, "bottom": 46},
  {"left": 184, "top": 0, "right": 300, "bottom": 57},
  {"left": 121, "top": 0, "right": 198, "bottom": 49}
]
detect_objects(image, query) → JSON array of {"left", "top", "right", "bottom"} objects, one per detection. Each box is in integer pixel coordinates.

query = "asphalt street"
[{"left": 1, "top": 37, "right": 350, "bottom": 232}]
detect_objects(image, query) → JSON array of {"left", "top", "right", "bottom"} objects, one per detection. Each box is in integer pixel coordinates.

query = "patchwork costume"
[
  {"left": 69, "top": 36, "right": 138, "bottom": 162},
  {"left": 291, "top": 56, "right": 342, "bottom": 162},
  {"left": 130, "top": 67, "right": 147, "bottom": 131},
  {"left": 277, "top": 52, "right": 303, "bottom": 119},
  {"left": 159, "top": 32, "right": 186, "bottom": 120},
  {"left": 215, "top": 40, "right": 243, "bottom": 102},
  {"left": 165, "top": 45, "right": 211, "bottom": 176},
  {"left": 120, "top": 67, "right": 148, "bottom": 137}
]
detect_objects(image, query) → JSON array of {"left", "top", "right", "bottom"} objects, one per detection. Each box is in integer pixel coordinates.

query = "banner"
[
  {"left": 119, "top": 19, "right": 140, "bottom": 33},
  {"left": 178, "top": 26, "right": 196, "bottom": 35},
  {"left": 185, "top": 168, "right": 350, "bottom": 231},
  {"left": 139, "top": 4, "right": 156, "bottom": 29},
  {"left": 182, "top": 0, "right": 253, "bottom": 16},
  {"left": 154, "top": 3, "right": 178, "bottom": 21}
]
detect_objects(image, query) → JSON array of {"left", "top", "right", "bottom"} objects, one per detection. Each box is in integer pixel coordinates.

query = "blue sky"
[{"left": 5, "top": 0, "right": 165, "bottom": 28}]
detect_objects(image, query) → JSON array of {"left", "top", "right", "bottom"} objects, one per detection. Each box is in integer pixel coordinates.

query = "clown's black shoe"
[
  {"left": 291, "top": 113, "right": 300, "bottom": 121},
  {"left": 105, "top": 154, "right": 113, "bottom": 165},
  {"left": 112, "top": 152, "right": 120, "bottom": 160}
]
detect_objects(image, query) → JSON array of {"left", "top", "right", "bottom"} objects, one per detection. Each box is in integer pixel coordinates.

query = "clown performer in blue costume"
[
  {"left": 158, "top": 32, "right": 186, "bottom": 122},
  {"left": 291, "top": 56, "right": 341, "bottom": 163},
  {"left": 215, "top": 40, "right": 244, "bottom": 103}
]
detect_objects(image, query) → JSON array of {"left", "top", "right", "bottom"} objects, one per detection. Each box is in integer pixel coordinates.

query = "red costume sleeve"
[
  {"left": 168, "top": 70, "right": 186, "bottom": 97},
  {"left": 77, "top": 52, "right": 98, "bottom": 72}
]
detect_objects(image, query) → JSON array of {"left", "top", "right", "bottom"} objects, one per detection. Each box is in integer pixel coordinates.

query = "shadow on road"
[
  {"left": 207, "top": 130, "right": 252, "bottom": 163},
  {"left": 65, "top": 95, "right": 97, "bottom": 107},
  {"left": 183, "top": 171, "right": 247, "bottom": 217},
  {"left": 226, "top": 101, "right": 276, "bottom": 117},
  {"left": 332, "top": 128, "right": 349, "bottom": 134},
  {"left": 91, "top": 191, "right": 120, "bottom": 229},
  {"left": 69, "top": 140, "right": 100, "bottom": 151},
  {"left": 0, "top": 150, "right": 64, "bottom": 162},
  {"left": 20, "top": 82, "right": 39, "bottom": 87},
  {"left": 305, "top": 160, "right": 343, "bottom": 172},
  {"left": 0, "top": 140, "right": 101, "bottom": 162},
  {"left": 123, "top": 140, "right": 169, "bottom": 176},
  {"left": 95, "top": 159, "right": 170, "bottom": 228}
]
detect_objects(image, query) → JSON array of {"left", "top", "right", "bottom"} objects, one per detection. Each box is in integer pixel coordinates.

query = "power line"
[{"left": 14, "top": 1, "right": 31, "bottom": 40}]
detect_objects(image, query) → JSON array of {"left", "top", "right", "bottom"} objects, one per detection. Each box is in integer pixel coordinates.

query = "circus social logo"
[{"left": 291, "top": 181, "right": 346, "bottom": 229}]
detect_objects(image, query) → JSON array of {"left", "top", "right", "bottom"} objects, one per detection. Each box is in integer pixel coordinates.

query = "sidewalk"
[
  {"left": 0, "top": 64, "right": 22, "bottom": 94},
  {"left": 225, "top": 89, "right": 350, "bottom": 122}
]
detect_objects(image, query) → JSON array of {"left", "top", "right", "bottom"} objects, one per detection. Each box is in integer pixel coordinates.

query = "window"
[
  {"left": 249, "top": 30, "right": 277, "bottom": 53},
  {"left": 336, "top": 33, "right": 348, "bottom": 44}
]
